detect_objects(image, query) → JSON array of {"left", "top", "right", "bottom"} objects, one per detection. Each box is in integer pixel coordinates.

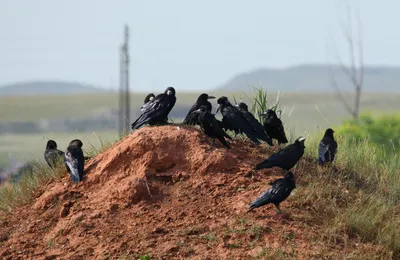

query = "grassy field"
[
  {"left": 0, "top": 131, "right": 119, "bottom": 168},
  {"left": 1, "top": 89, "right": 400, "bottom": 257},
  {"left": 1, "top": 91, "right": 400, "bottom": 122},
  {"left": 1, "top": 90, "right": 400, "bottom": 168}
]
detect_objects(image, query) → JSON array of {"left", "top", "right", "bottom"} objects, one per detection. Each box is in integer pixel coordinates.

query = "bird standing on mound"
[
  {"left": 191, "top": 106, "right": 232, "bottom": 149},
  {"left": 236, "top": 102, "right": 273, "bottom": 146},
  {"left": 131, "top": 87, "right": 177, "bottom": 130},
  {"left": 255, "top": 137, "right": 306, "bottom": 171},
  {"left": 247, "top": 171, "right": 296, "bottom": 213},
  {"left": 318, "top": 128, "right": 338, "bottom": 166},
  {"left": 44, "top": 140, "right": 65, "bottom": 169},
  {"left": 64, "top": 139, "right": 85, "bottom": 183},
  {"left": 217, "top": 96, "right": 264, "bottom": 145},
  {"left": 260, "top": 109, "right": 288, "bottom": 147},
  {"left": 183, "top": 93, "right": 215, "bottom": 125}
]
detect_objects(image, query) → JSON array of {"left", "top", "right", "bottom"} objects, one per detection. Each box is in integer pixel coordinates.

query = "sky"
[{"left": 0, "top": 0, "right": 399, "bottom": 92}]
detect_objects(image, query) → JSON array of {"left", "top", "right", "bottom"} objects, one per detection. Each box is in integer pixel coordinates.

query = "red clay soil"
[{"left": 0, "top": 126, "right": 384, "bottom": 259}]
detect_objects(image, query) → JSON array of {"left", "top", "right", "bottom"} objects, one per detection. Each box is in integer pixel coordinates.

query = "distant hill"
[
  {"left": 0, "top": 81, "right": 106, "bottom": 96},
  {"left": 217, "top": 64, "right": 400, "bottom": 92}
]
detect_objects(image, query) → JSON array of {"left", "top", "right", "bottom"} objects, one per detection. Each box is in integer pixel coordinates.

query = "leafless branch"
[{"left": 328, "top": 2, "right": 364, "bottom": 120}]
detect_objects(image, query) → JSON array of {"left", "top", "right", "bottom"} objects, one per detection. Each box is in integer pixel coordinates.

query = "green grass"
[
  {"left": 297, "top": 130, "right": 400, "bottom": 257},
  {"left": 336, "top": 112, "right": 400, "bottom": 154}
]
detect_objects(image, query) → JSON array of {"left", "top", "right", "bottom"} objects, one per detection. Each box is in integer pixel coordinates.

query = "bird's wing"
[
  {"left": 209, "top": 114, "right": 232, "bottom": 140},
  {"left": 140, "top": 100, "right": 154, "bottom": 113},
  {"left": 64, "top": 147, "right": 84, "bottom": 182},
  {"left": 183, "top": 104, "right": 200, "bottom": 124},
  {"left": 223, "top": 107, "right": 260, "bottom": 144},
  {"left": 132, "top": 95, "right": 174, "bottom": 130},
  {"left": 318, "top": 140, "right": 329, "bottom": 161},
  {"left": 183, "top": 102, "right": 199, "bottom": 124},
  {"left": 245, "top": 112, "right": 272, "bottom": 145}
]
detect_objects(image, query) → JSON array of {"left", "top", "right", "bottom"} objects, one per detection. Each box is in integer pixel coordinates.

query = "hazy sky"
[{"left": 0, "top": 0, "right": 398, "bottom": 92}]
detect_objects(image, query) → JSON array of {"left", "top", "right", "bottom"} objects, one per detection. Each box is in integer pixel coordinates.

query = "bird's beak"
[
  {"left": 149, "top": 97, "right": 154, "bottom": 101},
  {"left": 207, "top": 96, "right": 215, "bottom": 99},
  {"left": 216, "top": 104, "right": 221, "bottom": 114},
  {"left": 167, "top": 90, "right": 173, "bottom": 95},
  {"left": 298, "top": 137, "right": 307, "bottom": 142},
  {"left": 259, "top": 112, "right": 267, "bottom": 116}
]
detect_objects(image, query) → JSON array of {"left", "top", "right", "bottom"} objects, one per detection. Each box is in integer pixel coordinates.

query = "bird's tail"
[
  {"left": 218, "top": 137, "right": 231, "bottom": 149},
  {"left": 244, "top": 131, "right": 261, "bottom": 145},
  {"left": 246, "top": 205, "right": 257, "bottom": 213},
  {"left": 260, "top": 133, "right": 273, "bottom": 146},
  {"left": 280, "top": 131, "right": 289, "bottom": 144},
  {"left": 254, "top": 160, "right": 271, "bottom": 170},
  {"left": 131, "top": 114, "right": 147, "bottom": 130}
]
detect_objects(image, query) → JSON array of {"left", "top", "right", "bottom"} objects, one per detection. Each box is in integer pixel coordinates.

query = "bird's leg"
[
  {"left": 207, "top": 139, "right": 215, "bottom": 152},
  {"left": 274, "top": 204, "right": 283, "bottom": 214}
]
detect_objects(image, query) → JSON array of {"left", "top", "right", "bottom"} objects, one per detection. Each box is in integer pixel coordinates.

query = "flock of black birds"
[{"left": 43, "top": 86, "right": 338, "bottom": 214}]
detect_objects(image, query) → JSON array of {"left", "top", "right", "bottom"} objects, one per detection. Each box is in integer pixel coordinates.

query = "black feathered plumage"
[
  {"left": 131, "top": 87, "right": 176, "bottom": 130},
  {"left": 192, "top": 106, "right": 232, "bottom": 149},
  {"left": 141, "top": 93, "right": 156, "bottom": 113},
  {"left": 64, "top": 139, "right": 85, "bottom": 183},
  {"left": 318, "top": 128, "right": 338, "bottom": 165},
  {"left": 183, "top": 93, "right": 215, "bottom": 125},
  {"left": 217, "top": 96, "right": 263, "bottom": 144},
  {"left": 247, "top": 171, "right": 296, "bottom": 213},
  {"left": 255, "top": 137, "right": 306, "bottom": 171},
  {"left": 260, "top": 109, "right": 288, "bottom": 146},
  {"left": 237, "top": 102, "right": 273, "bottom": 146},
  {"left": 44, "top": 140, "right": 65, "bottom": 169}
]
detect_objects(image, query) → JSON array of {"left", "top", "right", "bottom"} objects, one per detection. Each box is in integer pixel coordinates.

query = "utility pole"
[{"left": 118, "top": 24, "right": 131, "bottom": 137}]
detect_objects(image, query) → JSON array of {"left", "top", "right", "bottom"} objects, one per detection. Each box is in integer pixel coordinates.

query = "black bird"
[
  {"left": 260, "top": 109, "right": 288, "bottom": 146},
  {"left": 255, "top": 137, "right": 306, "bottom": 171},
  {"left": 64, "top": 139, "right": 85, "bottom": 183},
  {"left": 236, "top": 102, "right": 273, "bottom": 146},
  {"left": 247, "top": 171, "right": 296, "bottom": 213},
  {"left": 318, "top": 128, "right": 338, "bottom": 166},
  {"left": 141, "top": 93, "right": 155, "bottom": 112},
  {"left": 44, "top": 140, "right": 65, "bottom": 169},
  {"left": 216, "top": 96, "right": 263, "bottom": 144},
  {"left": 191, "top": 106, "right": 232, "bottom": 149},
  {"left": 183, "top": 93, "right": 215, "bottom": 125},
  {"left": 131, "top": 87, "right": 177, "bottom": 130}
]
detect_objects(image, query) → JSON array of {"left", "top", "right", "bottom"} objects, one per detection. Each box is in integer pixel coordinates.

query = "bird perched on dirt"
[
  {"left": 191, "top": 106, "right": 232, "bottom": 149},
  {"left": 44, "top": 140, "right": 65, "bottom": 169},
  {"left": 64, "top": 139, "right": 85, "bottom": 183},
  {"left": 260, "top": 109, "right": 288, "bottom": 147},
  {"left": 217, "top": 96, "right": 265, "bottom": 145},
  {"left": 247, "top": 171, "right": 296, "bottom": 213},
  {"left": 141, "top": 93, "right": 155, "bottom": 112},
  {"left": 183, "top": 93, "right": 215, "bottom": 125},
  {"left": 255, "top": 137, "right": 306, "bottom": 171},
  {"left": 236, "top": 102, "right": 273, "bottom": 146},
  {"left": 131, "top": 87, "right": 177, "bottom": 130},
  {"left": 318, "top": 128, "right": 338, "bottom": 166}
]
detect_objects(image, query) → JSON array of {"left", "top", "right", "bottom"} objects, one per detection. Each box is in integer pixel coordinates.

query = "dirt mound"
[{"left": 0, "top": 126, "right": 379, "bottom": 259}]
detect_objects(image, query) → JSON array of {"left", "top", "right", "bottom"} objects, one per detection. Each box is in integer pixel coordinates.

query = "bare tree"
[{"left": 329, "top": 3, "right": 364, "bottom": 120}]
